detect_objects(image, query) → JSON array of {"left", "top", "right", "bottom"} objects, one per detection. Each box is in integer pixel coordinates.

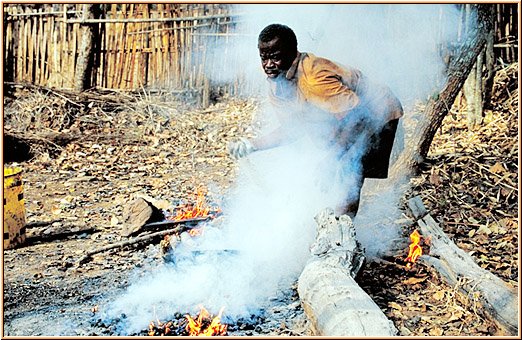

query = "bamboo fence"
[
  {"left": 3, "top": 3, "right": 246, "bottom": 106},
  {"left": 3, "top": 4, "right": 518, "bottom": 107}
]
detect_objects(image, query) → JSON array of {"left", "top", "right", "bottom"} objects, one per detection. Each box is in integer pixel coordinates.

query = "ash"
[{"left": 91, "top": 280, "right": 310, "bottom": 336}]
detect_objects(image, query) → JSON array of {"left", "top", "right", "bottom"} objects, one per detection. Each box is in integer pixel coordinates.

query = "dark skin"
[{"left": 258, "top": 37, "right": 297, "bottom": 79}]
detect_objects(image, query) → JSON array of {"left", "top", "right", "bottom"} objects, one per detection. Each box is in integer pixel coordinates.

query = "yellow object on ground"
[{"left": 4, "top": 166, "right": 26, "bottom": 249}]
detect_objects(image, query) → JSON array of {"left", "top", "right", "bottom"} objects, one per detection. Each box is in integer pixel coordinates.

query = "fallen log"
[
  {"left": 407, "top": 196, "right": 518, "bottom": 335},
  {"left": 297, "top": 208, "right": 398, "bottom": 336}
]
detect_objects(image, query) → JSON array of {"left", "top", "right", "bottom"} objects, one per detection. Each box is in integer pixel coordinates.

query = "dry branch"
[
  {"left": 25, "top": 224, "right": 96, "bottom": 245},
  {"left": 77, "top": 223, "right": 197, "bottom": 265},
  {"left": 407, "top": 196, "right": 518, "bottom": 335},
  {"left": 297, "top": 208, "right": 397, "bottom": 336}
]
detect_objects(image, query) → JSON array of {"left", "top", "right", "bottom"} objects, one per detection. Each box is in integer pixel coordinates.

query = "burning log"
[
  {"left": 407, "top": 196, "right": 518, "bottom": 335},
  {"left": 121, "top": 189, "right": 220, "bottom": 237},
  {"left": 297, "top": 208, "right": 398, "bottom": 336}
]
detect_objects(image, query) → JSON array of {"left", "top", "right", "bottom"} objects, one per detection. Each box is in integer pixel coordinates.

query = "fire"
[
  {"left": 185, "top": 306, "right": 227, "bottom": 336},
  {"left": 169, "top": 188, "right": 220, "bottom": 221},
  {"left": 188, "top": 228, "right": 203, "bottom": 237},
  {"left": 405, "top": 230, "right": 422, "bottom": 269}
]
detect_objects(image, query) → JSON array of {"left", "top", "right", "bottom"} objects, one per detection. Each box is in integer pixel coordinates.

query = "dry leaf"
[
  {"left": 429, "top": 327, "right": 444, "bottom": 336},
  {"left": 447, "top": 310, "right": 463, "bottom": 322},
  {"left": 388, "top": 302, "right": 402, "bottom": 311},
  {"left": 429, "top": 171, "right": 442, "bottom": 186},
  {"left": 477, "top": 224, "right": 492, "bottom": 235},
  {"left": 432, "top": 291, "right": 445, "bottom": 301},
  {"left": 489, "top": 162, "right": 506, "bottom": 174},
  {"left": 402, "top": 276, "right": 427, "bottom": 285},
  {"left": 110, "top": 216, "right": 119, "bottom": 226}
]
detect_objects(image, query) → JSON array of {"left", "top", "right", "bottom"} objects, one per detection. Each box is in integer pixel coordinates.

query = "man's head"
[{"left": 258, "top": 24, "right": 298, "bottom": 79}]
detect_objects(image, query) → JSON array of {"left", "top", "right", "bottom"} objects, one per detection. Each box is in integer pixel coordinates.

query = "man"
[{"left": 228, "top": 23, "right": 403, "bottom": 218}]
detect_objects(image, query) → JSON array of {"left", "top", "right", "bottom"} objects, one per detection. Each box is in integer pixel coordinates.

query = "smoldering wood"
[
  {"left": 407, "top": 195, "right": 518, "bottom": 335},
  {"left": 297, "top": 208, "right": 398, "bottom": 336}
]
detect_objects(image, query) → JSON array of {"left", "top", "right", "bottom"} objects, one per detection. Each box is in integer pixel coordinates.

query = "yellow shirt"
[{"left": 269, "top": 52, "right": 403, "bottom": 124}]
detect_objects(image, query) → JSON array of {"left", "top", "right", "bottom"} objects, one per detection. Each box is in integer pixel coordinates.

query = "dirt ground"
[{"left": 2, "top": 63, "right": 519, "bottom": 336}]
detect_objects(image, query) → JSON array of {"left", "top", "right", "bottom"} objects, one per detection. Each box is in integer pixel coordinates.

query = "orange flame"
[
  {"left": 405, "top": 230, "right": 422, "bottom": 269},
  {"left": 171, "top": 189, "right": 216, "bottom": 221},
  {"left": 185, "top": 306, "right": 227, "bottom": 336},
  {"left": 188, "top": 228, "right": 203, "bottom": 237}
]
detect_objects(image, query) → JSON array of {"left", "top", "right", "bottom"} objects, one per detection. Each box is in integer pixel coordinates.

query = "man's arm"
[{"left": 251, "top": 125, "right": 297, "bottom": 151}]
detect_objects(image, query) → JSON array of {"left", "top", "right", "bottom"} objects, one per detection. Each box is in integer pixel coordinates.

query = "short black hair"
[{"left": 258, "top": 24, "right": 297, "bottom": 52}]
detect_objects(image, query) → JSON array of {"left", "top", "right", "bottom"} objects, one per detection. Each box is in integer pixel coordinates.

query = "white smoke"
[
  {"left": 106, "top": 137, "right": 347, "bottom": 333},
  {"left": 223, "top": 4, "right": 461, "bottom": 105},
  {"left": 106, "top": 4, "right": 463, "bottom": 333}
]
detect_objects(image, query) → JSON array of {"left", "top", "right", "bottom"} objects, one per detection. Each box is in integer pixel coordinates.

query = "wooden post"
[{"left": 74, "top": 4, "right": 96, "bottom": 91}]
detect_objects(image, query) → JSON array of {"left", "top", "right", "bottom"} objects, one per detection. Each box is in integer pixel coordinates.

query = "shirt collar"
[{"left": 285, "top": 52, "right": 304, "bottom": 80}]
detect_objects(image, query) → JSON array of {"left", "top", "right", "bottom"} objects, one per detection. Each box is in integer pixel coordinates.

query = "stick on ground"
[{"left": 77, "top": 221, "right": 199, "bottom": 266}]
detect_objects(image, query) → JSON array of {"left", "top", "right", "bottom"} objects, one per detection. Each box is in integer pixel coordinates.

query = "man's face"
[{"left": 258, "top": 37, "right": 296, "bottom": 79}]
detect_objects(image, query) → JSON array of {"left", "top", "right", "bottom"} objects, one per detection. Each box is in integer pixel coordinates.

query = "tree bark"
[
  {"left": 483, "top": 6, "right": 497, "bottom": 108},
  {"left": 464, "top": 52, "right": 484, "bottom": 129},
  {"left": 391, "top": 5, "right": 494, "bottom": 175},
  {"left": 407, "top": 196, "right": 518, "bottom": 335},
  {"left": 297, "top": 209, "right": 397, "bottom": 336},
  {"left": 74, "top": 4, "right": 96, "bottom": 91}
]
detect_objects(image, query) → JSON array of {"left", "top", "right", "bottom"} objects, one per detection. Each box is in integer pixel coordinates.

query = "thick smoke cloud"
[
  {"left": 106, "top": 4, "right": 462, "bottom": 333},
  {"left": 106, "top": 139, "right": 343, "bottom": 333}
]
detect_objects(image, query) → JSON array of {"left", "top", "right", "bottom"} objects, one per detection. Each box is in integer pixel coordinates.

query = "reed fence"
[{"left": 4, "top": 3, "right": 248, "bottom": 106}]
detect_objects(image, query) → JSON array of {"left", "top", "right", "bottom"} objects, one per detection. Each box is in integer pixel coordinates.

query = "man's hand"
[{"left": 227, "top": 138, "right": 256, "bottom": 160}]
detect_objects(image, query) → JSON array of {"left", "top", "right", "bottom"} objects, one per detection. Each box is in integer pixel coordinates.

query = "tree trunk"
[
  {"left": 407, "top": 196, "right": 518, "bottom": 335},
  {"left": 464, "top": 52, "right": 484, "bottom": 129},
  {"left": 74, "top": 4, "right": 96, "bottom": 91},
  {"left": 297, "top": 209, "right": 397, "bottom": 336},
  {"left": 391, "top": 5, "right": 494, "bottom": 175},
  {"left": 483, "top": 6, "right": 497, "bottom": 108}
]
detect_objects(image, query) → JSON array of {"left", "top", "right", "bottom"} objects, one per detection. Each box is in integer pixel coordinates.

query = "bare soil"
[{"left": 2, "top": 63, "right": 518, "bottom": 336}]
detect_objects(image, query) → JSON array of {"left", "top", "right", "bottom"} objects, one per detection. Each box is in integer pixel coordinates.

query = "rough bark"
[
  {"left": 74, "top": 4, "right": 96, "bottom": 91},
  {"left": 297, "top": 208, "right": 397, "bottom": 336},
  {"left": 407, "top": 196, "right": 518, "bottom": 335},
  {"left": 391, "top": 5, "right": 494, "bottom": 175}
]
